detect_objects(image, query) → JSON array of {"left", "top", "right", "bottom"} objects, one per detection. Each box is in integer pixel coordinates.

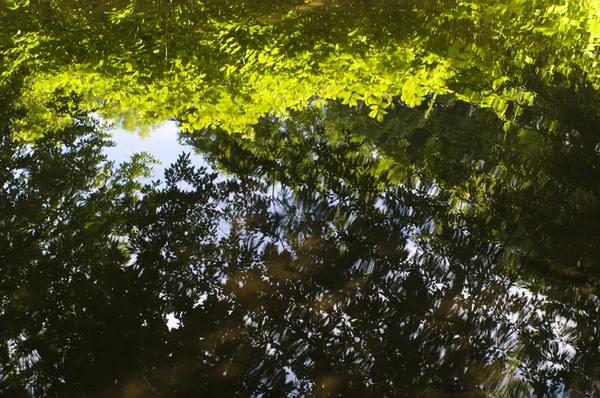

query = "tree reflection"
[
  {"left": 182, "top": 97, "right": 600, "bottom": 396},
  {"left": 3, "top": 75, "right": 600, "bottom": 395},
  {"left": 4, "top": 0, "right": 600, "bottom": 139}
]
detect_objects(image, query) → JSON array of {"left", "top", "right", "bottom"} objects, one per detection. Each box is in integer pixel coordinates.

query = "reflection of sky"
[
  {"left": 103, "top": 121, "right": 206, "bottom": 331},
  {"left": 103, "top": 121, "right": 207, "bottom": 180}
]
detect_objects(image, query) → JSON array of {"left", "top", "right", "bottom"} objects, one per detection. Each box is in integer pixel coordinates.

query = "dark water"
[{"left": 2, "top": 0, "right": 600, "bottom": 396}]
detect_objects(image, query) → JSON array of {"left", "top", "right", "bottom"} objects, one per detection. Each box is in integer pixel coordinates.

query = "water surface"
[{"left": 2, "top": 0, "right": 600, "bottom": 396}]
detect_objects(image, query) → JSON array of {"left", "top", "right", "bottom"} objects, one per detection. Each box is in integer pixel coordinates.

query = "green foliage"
[
  {"left": 3, "top": 0, "right": 600, "bottom": 140},
  {"left": 3, "top": 92, "right": 600, "bottom": 395},
  {"left": 3, "top": 1, "right": 600, "bottom": 396}
]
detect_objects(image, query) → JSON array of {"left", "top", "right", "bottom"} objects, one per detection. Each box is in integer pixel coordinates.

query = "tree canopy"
[
  {"left": 3, "top": 0, "right": 600, "bottom": 396},
  {"left": 2, "top": 0, "right": 600, "bottom": 139},
  {"left": 2, "top": 81, "right": 600, "bottom": 395}
]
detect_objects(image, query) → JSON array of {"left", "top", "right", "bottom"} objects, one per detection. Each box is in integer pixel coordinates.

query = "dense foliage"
[
  {"left": 2, "top": 0, "right": 600, "bottom": 396},
  {"left": 1, "top": 87, "right": 600, "bottom": 396},
  {"left": 2, "top": 0, "right": 600, "bottom": 139}
]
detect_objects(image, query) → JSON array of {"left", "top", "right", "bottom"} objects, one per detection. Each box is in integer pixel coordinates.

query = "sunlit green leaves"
[{"left": 4, "top": 0, "right": 600, "bottom": 140}]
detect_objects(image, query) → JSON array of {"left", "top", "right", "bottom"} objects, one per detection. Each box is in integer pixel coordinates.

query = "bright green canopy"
[{"left": 2, "top": 0, "right": 600, "bottom": 140}]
